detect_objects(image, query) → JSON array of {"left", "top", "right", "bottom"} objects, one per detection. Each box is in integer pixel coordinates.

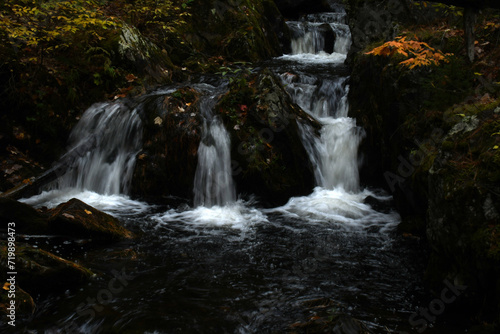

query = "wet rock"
[
  {"left": 0, "top": 198, "right": 47, "bottom": 235},
  {"left": 47, "top": 199, "right": 134, "bottom": 241},
  {"left": 0, "top": 286, "right": 36, "bottom": 319},
  {"left": 218, "top": 69, "right": 319, "bottom": 205},
  {"left": 0, "top": 241, "right": 93, "bottom": 295},
  {"left": 289, "top": 297, "right": 371, "bottom": 333},
  {"left": 131, "top": 87, "right": 203, "bottom": 200}
]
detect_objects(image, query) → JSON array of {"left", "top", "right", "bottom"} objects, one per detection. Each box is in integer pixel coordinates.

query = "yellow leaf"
[
  {"left": 84, "top": 209, "right": 92, "bottom": 215},
  {"left": 3, "top": 282, "right": 10, "bottom": 290}
]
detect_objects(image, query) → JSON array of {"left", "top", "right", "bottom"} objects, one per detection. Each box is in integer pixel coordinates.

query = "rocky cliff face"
[{"left": 347, "top": 0, "right": 500, "bottom": 326}]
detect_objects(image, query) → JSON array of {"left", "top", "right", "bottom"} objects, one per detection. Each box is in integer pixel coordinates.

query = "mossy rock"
[
  {"left": 0, "top": 241, "right": 93, "bottom": 295},
  {"left": 118, "top": 23, "right": 175, "bottom": 86},
  {"left": 131, "top": 87, "right": 203, "bottom": 200},
  {"left": 217, "top": 68, "right": 319, "bottom": 205},
  {"left": 179, "top": 0, "right": 288, "bottom": 63},
  {"left": 47, "top": 199, "right": 134, "bottom": 241},
  {"left": 0, "top": 286, "right": 35, "bottom": 319}
]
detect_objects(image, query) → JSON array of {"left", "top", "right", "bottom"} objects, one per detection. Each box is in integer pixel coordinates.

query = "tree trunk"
[{"left": 464, "top": 6, "right": 477, "bottom": 63}]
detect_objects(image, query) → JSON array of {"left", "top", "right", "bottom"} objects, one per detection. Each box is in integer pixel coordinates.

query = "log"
[
  {"left": 464, "top": 6, "right": 478, "bottom": 62},
  {"left": 0, "top": 135, "right": 97, "bottom": 200}
]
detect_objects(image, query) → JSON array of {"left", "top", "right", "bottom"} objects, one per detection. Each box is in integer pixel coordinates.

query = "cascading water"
[
  {"left": 16, "top": 4, "right": 441, "bottom": 334},
  {"left": 279, "top": 7, "right": 362, "bottom": 192},
  {"left": 268, "top": 6, "right": 395, "bottom": 226},
  {"left": 21, "top": 101, "right": 147, "bottom": 214},
  {"left": 193, "top": 91, "right": 236, "bottom": 207},
  {"left": 57, "top": 102, "right": 142, "bottom": 194}
]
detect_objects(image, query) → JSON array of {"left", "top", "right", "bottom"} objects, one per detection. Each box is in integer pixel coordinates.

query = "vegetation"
[{"left": 365, "top": 35, "right": 452, "bottom": 69}]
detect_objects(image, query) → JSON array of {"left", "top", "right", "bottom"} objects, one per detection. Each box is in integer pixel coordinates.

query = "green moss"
[{"left": 473, "top": 224, "right": 500, "bottom": 261}]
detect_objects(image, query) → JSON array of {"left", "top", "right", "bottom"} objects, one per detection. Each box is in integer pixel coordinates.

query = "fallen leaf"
[
  {"left": 62, "top": 213, "right": 75, "bottom": 220},
  {"left": 3, "top": 282, "right": 10, "bottom": 290},
  {"left": 84, "top": 209, "right": 92, "bottom": 215},
  {"left": 22, "top": 178, "right": 33, "bottom": 185},
  {"left": 125, "top": 74, "right": 138, "bottom": 83}
]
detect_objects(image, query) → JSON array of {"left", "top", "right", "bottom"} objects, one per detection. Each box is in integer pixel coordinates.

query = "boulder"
[
  {"left": 47, "top": 199, "right": 134, "bottom": 241},
  {"left": 180, "top": 0, "right": 289, "bottom": 62},
  {"left": 118, "top": 24, "right": 175, "bottom": 86},
  {"left": 217, "top": 68, "right": 318, "bottom": 205},
  {"left": 132, "top": 87, "right": 203, "bottom": 200}
]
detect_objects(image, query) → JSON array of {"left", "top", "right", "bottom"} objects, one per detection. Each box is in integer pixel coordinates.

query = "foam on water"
[
  {"left": 278, "top": 52, "right": 346, "bottom": 64},
  {"left": 20, "top": 189, "right": 150, "bottom": 217},
  {"left": 267, "top": 187, "right": 399, "bottom": 232},
  {"left": 152, "top": 201, "right": 268, "bottom": 231}
]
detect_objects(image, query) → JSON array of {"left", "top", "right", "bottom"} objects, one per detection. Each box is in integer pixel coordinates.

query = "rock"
[
  {"left": 0, "top": 198, "right": 47, "bottom": 235},
  {"left": 47, "top": 199, "right": 134, "bottom": 241},
  {"left": 425, "top": 105, "right": 500, "bottom": 315},
  {"left": 180, "top": 0, "right": 289, "bottom": 62},
  {"left": 0, "top": 286, "right": 36, "bottom": 319},
  {"left": 132, "top": 70, "right": 318, "bottom": 205},
  {"left": 118, "top": 24, "right": 174, "bottom": 86},
  {"left": 0, "top": 241, "right": 93, "bottom": 295},
  {"left": 289, "top": 297, "right": 371, "bottom": 333},
  {"left": 131, "top": 87, "right": 203, "bottom": 200},
  {"left": 217, "top": 68, "right": 318, "bottom": 205}
]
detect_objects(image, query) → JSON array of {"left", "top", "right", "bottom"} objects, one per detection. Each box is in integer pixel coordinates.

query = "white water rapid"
[
  {"left": 21, "top": 101, "right": 149, "bottom": 214},
  {"left": 270, "top": 7, "right": 398, "bottom": 228}
]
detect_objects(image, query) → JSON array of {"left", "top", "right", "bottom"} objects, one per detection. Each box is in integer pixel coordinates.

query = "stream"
[{"left": 13, "top": 5, "right": 466, "bottom": 334}]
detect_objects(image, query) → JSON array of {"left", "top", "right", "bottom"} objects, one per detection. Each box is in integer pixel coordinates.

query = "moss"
[
  {"left": 473, "top": 224, "right": 500, "bottom": 261},
  {"left": 0, "top": 286, "right": 35, "bottom": 318},
  {"left": 48, "top": 198, "right": 134, "bottom": 240},
  {"left": 0, "top": 241, "right": 93, "bottom": 296}
]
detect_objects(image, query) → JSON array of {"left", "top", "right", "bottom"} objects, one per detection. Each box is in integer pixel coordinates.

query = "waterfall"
[
  {"left": 280, "top": 7, "right": 363, "bottom": 192},
  {"left": 56, "top": 102, "right": 142, "bottom": 194},
  {"left": 193, "top": 90, "right": 236, "bottom": 207},
  {"left": 287, "top": 11, "right": 351, "bottom": 56}
]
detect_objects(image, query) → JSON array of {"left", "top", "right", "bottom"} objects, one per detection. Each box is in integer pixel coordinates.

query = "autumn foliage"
[{"left": 365, "top": 36, "right": 453, "bottom": 69}]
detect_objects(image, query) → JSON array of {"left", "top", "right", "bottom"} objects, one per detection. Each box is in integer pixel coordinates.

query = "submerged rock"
[
  {"left": 0, "top": 241, "right": 93, "bottom": 295},
  {"left": 0, "top": 286, "right": 35, "bottom": 320},
  {"left": 289, "top": 297, "right": 371, "bottom": 333}
]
